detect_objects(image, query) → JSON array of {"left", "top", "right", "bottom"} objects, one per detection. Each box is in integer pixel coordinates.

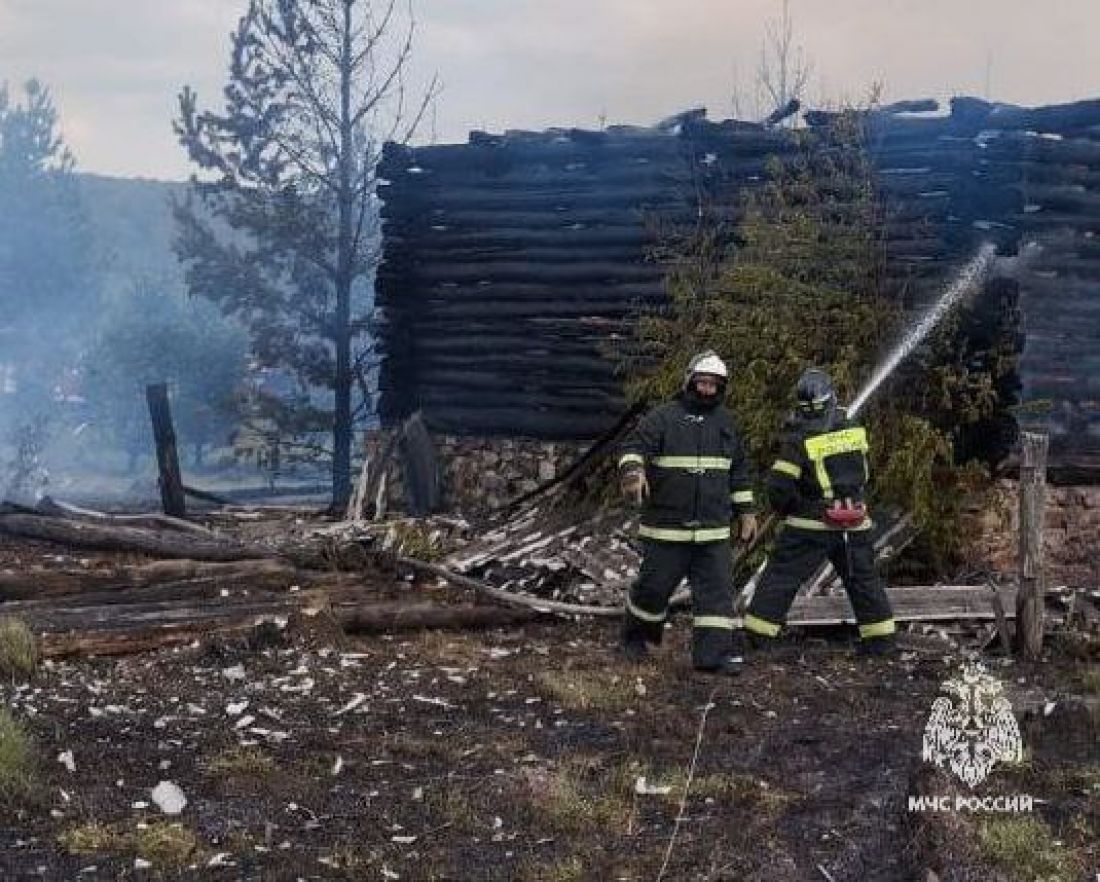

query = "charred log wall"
[{"left": 377, "top": 98, "right": 1100, "bottom": 473}]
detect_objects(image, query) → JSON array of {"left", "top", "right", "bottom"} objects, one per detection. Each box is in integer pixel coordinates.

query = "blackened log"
[
  {"left": 37, "top": 618, "right": 273, "bottom": 658},
  {"left": 381, "top": 206, "right": 741, "bottom": 231},
  {"left": 877, "top": 172, "right": 964, "bottom": 197},
  {"left": 392, "top": 300, "right": 653, "bottom": 320},
  {"left": 34, "top": 496, "right": 217, "bottom": 538},
  {"left": 379, "top": 165, "right": 688, "bottom": 190},
  {"left": 381, "top": 244, "right": 650, "bottom": 266},
  {"left": 1019, "top": 372, "right": 1100, "bottom": 395},
  {"left": 992, "top": 133, "right": 1100, "bottom": 166},
  {"left": 182, "top": 484, "right": 234, "bottom": 506},
  {"left": 413, "top": 389, "right": 627, "bottom": 412},
  {"left": 0, "top": 513, "right": 271, "bottom": 561},
  {"left": 376, "top": 281, "right": 665, "bottom": 307},
  {"left": 378, "top": 160, "right": 770, "bottom": 193},
  {"left": 378, "top": 315, "right": 633, "bottom": 337},
  {"left": 383, "top": 226, "right": 653, "bottom": 250},
  {"left": 1022, "top": 265, "right": 1100, "bottom": 289},
  {"left": 408, "top": 337, "right": 612, "bottom": 358},
  {"left": 380, "top": 185, "right": 682, "bottom": 212},
  {"left": 421, "top": 408, "right": 622, "bottom": 440},
  {"left": 380, "top": 130, "right": 792, "bottom": 173},
  {"left": 0, "top": 559, "right": 296, "bottom": 602},
  {"left": 1013, "top": 213, "right": 1100, "bottom": 233},
  {"left": 985, "top": 99, "right": 1100, "bottom": 135},
  {"left": 406, "top": 352, "right": 616, "bottom": 374},
  {"left": 338, "top": 602, "right": 540, "bottom": 633},
  {"left": 398, "top": 261, "right": 667, "bottom": 285},
  {"left": 146, "top": 383, "right": 187, "bottom": 518}
]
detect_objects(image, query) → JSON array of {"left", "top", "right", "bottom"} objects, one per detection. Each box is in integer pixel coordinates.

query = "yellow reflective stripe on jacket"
[
  {"left": 652, "top": 455, "right": 732, "bottom": 471},
  {"left": 803, "top": 427, "right": 869, "bottom": 500},
  {"left": 625, "top": 595, "right": 667, "bottom": 623},
  {"left": 731, "top": 490, "right": 754, "bottom": 504},
  {"left": 619, "top": 453, "right": 644, "bottom": 468},
  {"left": 694, "top": 615, "right": 735, "bottom": 630},
  {"left": 638, "top": 525, "right": 732, "bottom": 542},
  {"left": 772, "top": 459, "right": 802, "bottom": 479},
  {"left": 859, "top": 618, "right": 896, "bottom": 638},
  {"left": 744, "top": 614, "right": 781, "bottom": 637},
  {"left": 783, "top": 516, "right": 873, "bottom": 532}
]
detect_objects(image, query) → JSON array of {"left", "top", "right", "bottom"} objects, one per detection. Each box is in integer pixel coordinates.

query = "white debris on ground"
[
  {"left": 150, "top": 781, "right": 187, "bottom": 815},
  {"left": 0, "top": 626, "right": 614, "bottom": 876}
]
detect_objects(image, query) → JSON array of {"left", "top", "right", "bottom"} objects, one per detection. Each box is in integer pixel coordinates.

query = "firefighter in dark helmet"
[
  {"left": 618, "top": 350, "right": 758, "bottom": 674},
  {"left": 745, "top": 368, "right": 897, "bottom": 655}
]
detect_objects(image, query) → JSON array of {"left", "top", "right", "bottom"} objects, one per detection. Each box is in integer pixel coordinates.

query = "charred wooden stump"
[{"left": 146, "top": 383, "right": 187, "bottom": 518}]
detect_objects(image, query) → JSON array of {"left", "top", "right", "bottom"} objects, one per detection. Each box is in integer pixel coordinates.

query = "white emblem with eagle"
[{"left": 922, "top": 662, "right": 1023, "bottom": 788}]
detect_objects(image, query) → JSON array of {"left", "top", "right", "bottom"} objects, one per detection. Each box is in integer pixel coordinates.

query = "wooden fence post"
[
  {"left": 146, "top": 383, "right": 187, "bottom": 518},
  {"left": 1015, "top": 430, "right": 1049, "bottom": 659}
]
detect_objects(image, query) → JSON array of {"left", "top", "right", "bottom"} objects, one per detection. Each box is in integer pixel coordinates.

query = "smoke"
[{"left": 1, "top": 416, "right": 51, "bottom": 505}]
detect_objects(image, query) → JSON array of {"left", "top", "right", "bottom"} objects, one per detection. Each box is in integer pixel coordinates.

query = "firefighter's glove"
[
  {"left": 737, "top": 513, "right": 758, "bottom": 543},
  {"left": 620, "top": 468, "right": 649, "bottom": 504}
]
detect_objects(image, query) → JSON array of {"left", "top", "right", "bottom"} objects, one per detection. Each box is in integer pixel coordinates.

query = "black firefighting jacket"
[
  {"left": 765, "top": 416, "right": 873, "bottom": 531},
  {"left": 618, "top": 396, "right": 755, "bottom": 542}
]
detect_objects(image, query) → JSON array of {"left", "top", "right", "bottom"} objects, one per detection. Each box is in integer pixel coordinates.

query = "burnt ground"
[{"left": 0, "top": 534, "right": 1097, "bottom": 882}]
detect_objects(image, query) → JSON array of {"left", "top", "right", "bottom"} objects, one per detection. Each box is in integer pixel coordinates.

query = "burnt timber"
[{"left": 376, "top": 98, "right": 1100, "bottom": 473}]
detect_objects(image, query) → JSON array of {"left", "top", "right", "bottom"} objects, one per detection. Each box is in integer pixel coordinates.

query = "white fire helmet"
[{"left": 683, "top": 350, "right": 728, "bottom": 390}]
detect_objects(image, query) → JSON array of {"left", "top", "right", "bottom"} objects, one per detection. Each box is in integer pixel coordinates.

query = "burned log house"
[{"left": 376, "top": 97, "right": 1100, "bottom": 510}]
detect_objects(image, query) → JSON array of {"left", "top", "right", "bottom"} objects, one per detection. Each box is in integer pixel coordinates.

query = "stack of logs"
[
  {"left": 0, "top": 501, "right": 529, "bottom": 658},
  {"left": 377, "top": 97, "right": 1100, "bottom": 470},
  {"left": 1, "top": 496, "right": 1094, "bottom": 658}
]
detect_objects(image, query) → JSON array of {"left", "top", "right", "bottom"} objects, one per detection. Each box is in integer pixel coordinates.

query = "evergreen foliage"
[
  {"left": 621, "top": 112, "right": 1019, "bottom": 571},
  {"left": 174, "top": 0, "right": 436, "bottom": 507},
  {"left": 0, "top": 80, "right": 98, "bottom": 406}
]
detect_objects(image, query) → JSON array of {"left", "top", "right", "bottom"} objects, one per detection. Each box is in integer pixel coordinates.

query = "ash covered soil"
[{"left": 0, "top": 537, "right": 1097, "bottom": 881}]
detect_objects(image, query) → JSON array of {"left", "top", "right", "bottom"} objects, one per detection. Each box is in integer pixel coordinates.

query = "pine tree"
[
  {"left": 0, "top": 79, "right": 96, "bottom": 408},
  {"left": 174, "top": 0, "right": 437, "bottom": 507}
]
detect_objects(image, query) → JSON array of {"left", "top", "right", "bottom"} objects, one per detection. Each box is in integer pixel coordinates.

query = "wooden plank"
[
  {"left": 787, "top": 586, "right": 1018, "bottom": 627},
  {"left": 1016, "top": 431, "right": 1049, "bottom": 659}
]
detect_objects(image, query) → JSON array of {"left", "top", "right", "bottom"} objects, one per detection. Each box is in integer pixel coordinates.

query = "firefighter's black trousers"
[
  {"left": 623, "top": 539, "right": 735, "bottom": 668},
  {"left": 745, "top": 526, "right": 895, "bottom": 640}
]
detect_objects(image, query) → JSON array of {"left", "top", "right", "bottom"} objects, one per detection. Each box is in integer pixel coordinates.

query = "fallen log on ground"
[
  {"left": 35, "top": 601, "right": 542, "bottom": 658},
  {"left": 339, "top": 602, "right": 540, "bottom": 633},
  {"left": 0, "top": 513, "right": 273, "bottom": 562},
  {"left": 38, "top": 616, "right": 281, "bottom": 658},
  {"left": 0, "top": 558, "right": 297, "bottom": 602},
  {"left": 35, "top": 496, "right": 222, "bottom": 539},
  {"left": 182, "top": 484, "right": 234, "bottom": 506},
  {"left": 189, "top": 484, "right": 330, "bottom": 504},
  {"left": 21, "top": 594, "right": 322, "bottom": 632}
]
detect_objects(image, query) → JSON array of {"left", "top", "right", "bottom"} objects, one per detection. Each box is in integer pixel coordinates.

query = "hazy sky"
[{"left": 2, "top": 0, "right": 1098, "bottom": 180}]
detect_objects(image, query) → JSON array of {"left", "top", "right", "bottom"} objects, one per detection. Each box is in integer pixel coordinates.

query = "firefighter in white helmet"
[{"left": 617, "top": 350, "right": 758, "bottom": 674}]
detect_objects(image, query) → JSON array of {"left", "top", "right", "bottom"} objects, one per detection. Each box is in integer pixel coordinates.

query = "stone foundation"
[
  {"left": 964, "top": 481, "right": 1100, "bottom": 586},
  {"left": 376, "top": 431, "right": 1099, "bottom": 586},
  {"left": 378, "top": 433, "right": 589, "bottom": 515}
]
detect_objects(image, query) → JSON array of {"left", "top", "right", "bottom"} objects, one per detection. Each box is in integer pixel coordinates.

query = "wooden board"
[{"left": 787, "top": 586, "right": 1018, "bottom": 627}]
